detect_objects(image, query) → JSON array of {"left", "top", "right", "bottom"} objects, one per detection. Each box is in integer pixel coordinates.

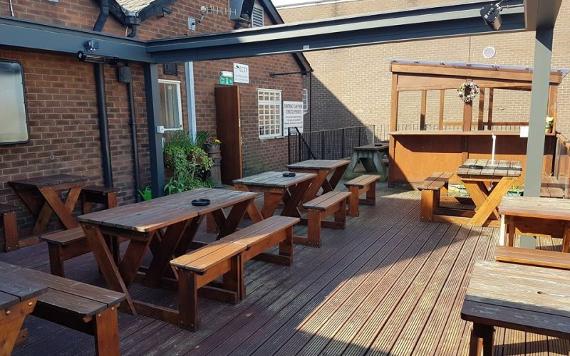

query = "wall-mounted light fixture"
[{"left": 480, "top": 2, "right": 503, "bottom": 31}]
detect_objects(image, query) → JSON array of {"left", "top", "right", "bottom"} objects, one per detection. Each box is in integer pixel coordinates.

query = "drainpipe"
[
  {"left": 93, "top": 0, "right": 113, "bottom": 188},
  {"left": 93, "top": 0, "right": 109, "bottom": 32},
  {"left": 118, "top": 64, "right": 142, "bottom": 201},
  {"left": 94, "top": 64, "right": 114, "bottom": 188}
]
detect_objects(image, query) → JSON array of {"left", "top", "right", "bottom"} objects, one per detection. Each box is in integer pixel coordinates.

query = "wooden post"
[
  {"left": 487, "top": 88, "right": 494, "bottom": 130},
  {"left": 439, "top": 89, "right": 445, "bottom": 130},
  {"left": 478, "top": 88, "right": 485, "bottom": 131},
  {"left": 420, "top": 90, "right": 427, "bottom": 130},
  {"left": 463, "top": 101, "right": 473, "bottom": 131},
  {"left": 390, "top": 74, "right": 399, "bottom": 132}
]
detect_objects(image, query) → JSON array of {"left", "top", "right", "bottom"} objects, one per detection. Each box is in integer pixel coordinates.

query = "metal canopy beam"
[
  {"left": 0, "top": 16, "right": 151, "bottom": 62},
  {"left": 146, "top": 0, "right": 526, "bottom": 63}
]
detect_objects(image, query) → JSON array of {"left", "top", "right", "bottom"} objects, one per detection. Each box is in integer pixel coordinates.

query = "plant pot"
[{"left": 205, "top": 143, "right": 221, "bottom": 154}]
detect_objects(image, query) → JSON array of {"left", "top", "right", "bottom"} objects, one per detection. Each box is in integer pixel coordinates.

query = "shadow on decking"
[{"left": 2, "top": 187, "right": 568, "bottom": 355}]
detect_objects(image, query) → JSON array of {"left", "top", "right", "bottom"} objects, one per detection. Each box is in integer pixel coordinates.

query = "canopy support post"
[{"left": 524, "top": 26, "right": 554, "bottom": 197}]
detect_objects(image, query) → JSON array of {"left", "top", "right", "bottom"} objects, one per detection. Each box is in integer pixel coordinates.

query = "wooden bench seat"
[
  {"left": 170, "top": 216, "right": 299, "bottom": 330},
  {"left": 0, "top": 203, "right": 18, "bottom": 252},
  {"left": 495, "top": 246, "right": 570, "bottom": 270},
  {"left": 81, "top": 186, "right": 119, "bottom": 214},
  {"left": 42, "top": 187, "right": 119, "bottom": 277},
  {"left": 540, "top": 176, "right": 567, "bottom": 199},
  {"left": 297, "top": 191, "right": 351, "bottom": 247},
  {"left": 345, "top": 174, "right": 381, "bottom": 217},
  {"left": 417, "top": 172, "right": 453, "bottom": 222},
  {"left": 0, "top": 261, "right": 125, "bottom": 355}
]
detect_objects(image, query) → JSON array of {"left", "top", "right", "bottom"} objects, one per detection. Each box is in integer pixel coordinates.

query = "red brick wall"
[{"left": 0, "top": 0, "right": 305, "bottom": 240}]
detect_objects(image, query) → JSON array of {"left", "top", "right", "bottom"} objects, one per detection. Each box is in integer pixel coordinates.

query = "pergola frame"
[
  {"left": 0, "top": 0, "right": 560, "bottom": 196},
  {"left": 389, "top": 61, "right": 565, "bottom": 132}
]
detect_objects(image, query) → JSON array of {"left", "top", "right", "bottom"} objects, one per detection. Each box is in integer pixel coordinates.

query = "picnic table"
[
  {"left": 233, "top": 171, "right": 316, "bottom": 221},
  {"left": 8, "top": 174, "right": 87, "bottom": 235},
  {"left": 347, "top": 143, "right": 389, "bottom": 179},
  {"left": 457, "top": 159, "right": 522, "bottom": 226},
  {"left": 0, "top": 269, "right": 46, "bottom": 355},
  {"left": 78, "top": 188, "right": 258, "bottom": 319},
  {"left": 461, "top": 261, "right": 570, "bottom": 356},
  {"left": 498, "top": 196, "right": 570, "bottom": 251},
  {"left": 287, "top": 159, "right": 350, "bottom": 201}
]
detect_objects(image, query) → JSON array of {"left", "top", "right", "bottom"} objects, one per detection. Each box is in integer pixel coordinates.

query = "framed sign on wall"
[
  {"left": 283, "top": 101, "right": 304, "bottom": 135},
  {"left": 0, "top": 60, "right": 29, "bottom": 144}
]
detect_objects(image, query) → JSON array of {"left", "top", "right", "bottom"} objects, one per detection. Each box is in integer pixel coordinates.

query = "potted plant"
[{"left": 545, "top": 116, "right": 554, "bottom": 133}]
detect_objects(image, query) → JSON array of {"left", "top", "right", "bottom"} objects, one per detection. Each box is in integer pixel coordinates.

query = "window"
[
  {"left": 158, "top": 79, "right": 183, "bottom": 131},
  {"left": 302, "top": 88, "right": 309, "bottom": 114},
  {"left": 252, "top": 5, "right": 264, "bottom": 27},
  {"left": 0, "top": 61, "right": 28, "bottom": 144},
  {"left": 258, "top": 89, "right": 282, "bottom": 138}
]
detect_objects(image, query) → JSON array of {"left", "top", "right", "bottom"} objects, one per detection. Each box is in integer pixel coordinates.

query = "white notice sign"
[
  {"left": 283, "top": 101, "right": 304, "bottom": 135},
  {"left": 233, "top": 63, "right": 249, "bottom": 84}
]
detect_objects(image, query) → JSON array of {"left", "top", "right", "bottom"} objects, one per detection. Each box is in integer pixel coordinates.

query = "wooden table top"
[
  {"left": 288, "top": 159, "right": 350, "bottom": 170},
  {"left": 354, "top": 143, "right": 389, "bottom": 151},
  {"left": 0, "top": 263, "right": 47, "bottom": 310},
  {"left": 8, "top": 174, "right": 87, "bottom": 189},
  {"left": 78, "top": 188, "right": 257, "bottom": 233},
  {"left": 499, "top": 196, "right": 570, "bottom": 220},
  {"left": 461, "top": 261, "right": 570, "bottom": 337},
  {"left": 233, "top": 171, "right": 316, "bottom": 189},
  {"left": 457, "top": 159, "right": 522, "bottom": 179}
]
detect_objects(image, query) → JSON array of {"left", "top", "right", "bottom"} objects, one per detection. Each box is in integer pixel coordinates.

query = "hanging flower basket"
[{"left": 457, "top": 81, "right": 480, "bottom": 103}]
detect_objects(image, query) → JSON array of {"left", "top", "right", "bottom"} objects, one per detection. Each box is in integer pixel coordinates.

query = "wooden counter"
[{"left": 388, "top": 131, "right": 557, "bottom": 185}]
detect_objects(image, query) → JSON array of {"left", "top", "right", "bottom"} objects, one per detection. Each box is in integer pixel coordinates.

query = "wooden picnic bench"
[
  {"left": 461, "top": 261, "right": 570, "bottom": 356},
  {"left": 8, "top": 174, "right": 87, "bottom": 237},
  {"left": 0, "top": 269, "right": 46, "bottom": 355},
  {"left": 170, "top": 216, "right": 299, "bottom": 330},
  {"left": 457, "top": 159, "right": 522, "bottom": 226},
  {"left": 347, "top": 143, "right": 389, "bottom": 180},
  {"left": 78, "top": 188, "right": 258, "bottom": 320},
  {"left": 234, "top": 171, "right": 316, "bottom": 222},
  {"left": 0, "top": 261, "right": 125, "bottom": 355},
  {"left": 295, "top": 191, "right": 351, "bottom": 247},
  {"left": 495, "top": 246, "right": 570, "bottom": 270},
  {"left": 0, "top": 203, "right": 18, "bottom": 252},
  {"left": 41, "top": 186, "right": 119, "bottom": 277},
  {"left": 287, "top": 159, "right": 350, "bottom": 201},
  {"left": 498, "top": 196, "right": 570, "bottom": 252},
  {"left": 344, "top": 174, "right": 380, "bottom": 217},
  {"left": 417, "top": 172, "right": 453, "bottom": 222}
]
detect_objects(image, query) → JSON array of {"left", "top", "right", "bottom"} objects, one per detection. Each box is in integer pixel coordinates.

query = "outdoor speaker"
[{"left": 229, "top": 0, "right": 255, "bottom": 23}]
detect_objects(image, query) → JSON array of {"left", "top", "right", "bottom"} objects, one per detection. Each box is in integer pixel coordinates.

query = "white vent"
[{"left": 252, "top": 6, "right": 264, "bottom": 27}]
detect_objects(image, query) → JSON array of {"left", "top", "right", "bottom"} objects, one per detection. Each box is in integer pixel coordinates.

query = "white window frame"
[
  {"left": 252, "top": 3, "right": 264, "bottom": 27},
  {"left": 158, "top": 79, "right": 184, "bottom": 131},
  {"left": 257, "top": 88, "right": 282, "bottom": 139}
]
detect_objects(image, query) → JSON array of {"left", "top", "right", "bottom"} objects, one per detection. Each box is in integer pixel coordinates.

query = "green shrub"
[{"left": 163, "top": 131, "right": 213, "bottom": 194}]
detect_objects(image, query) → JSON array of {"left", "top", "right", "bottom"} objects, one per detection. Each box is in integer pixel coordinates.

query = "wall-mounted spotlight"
[{"left": 480, "top": 2, "right": 503, "bottom": 31}]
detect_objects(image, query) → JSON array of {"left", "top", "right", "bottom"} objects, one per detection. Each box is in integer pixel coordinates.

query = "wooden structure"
[
  {"left": 298, "top": 191, "right": 351, "bottom": 247},
  {"left": 388, "top": 60, "right": 567, "bottom": 184},
  {"left": 0, "top": 270, "right": 45, "bottom": 355},
  {"left": 287, "top": 159, "right": 350, "bottom": 201},
  {"left": 234, "top": 171, "right": 316, "bottom": 221},
  {"left": 461, "top": 261, "right": 570, "bottom": 356},
  {"left": 170, "top": 216, "right": 298, "bottom": 330},
  {"left": 78, "top": 188, "right": 257, "bottom": 321},
  {"left": 0, "top": 261, "right": 124, "bottom": 356},
  {"left": 3, "top": 188, "right": 569, "bottom": 354},
  {"left": 498, "top": 196, "right": 570, "bottom": 250},
  {"left": 344, "top": 174, "right": 380, "bottom": 217}
]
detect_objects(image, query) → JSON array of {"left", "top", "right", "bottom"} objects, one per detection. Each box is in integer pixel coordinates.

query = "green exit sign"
[{"left": 219, "top": 71, "right": 234, "bottom": 85}]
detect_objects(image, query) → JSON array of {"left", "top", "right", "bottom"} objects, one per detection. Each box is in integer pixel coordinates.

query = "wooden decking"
[{"left": 2, "top": 187, "right": 569, "bottom": 355}]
